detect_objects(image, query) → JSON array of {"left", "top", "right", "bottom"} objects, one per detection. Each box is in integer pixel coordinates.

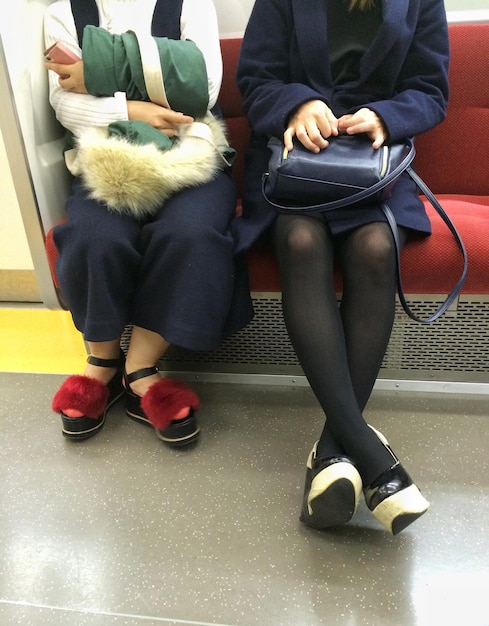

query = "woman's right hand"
[
  {"left": 126, "top": 101, "right": 194, "bottom": 137},
  {"left": 284, "top": 100, "right": 339, "bottom": 153},
  {"left": 45, "top": 60, "right": 88, "bottom": 93}
]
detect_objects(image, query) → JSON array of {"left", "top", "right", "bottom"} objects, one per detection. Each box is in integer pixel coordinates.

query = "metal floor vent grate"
[{"left": 121, "top": 294, "right": 489, "bottom": 383}]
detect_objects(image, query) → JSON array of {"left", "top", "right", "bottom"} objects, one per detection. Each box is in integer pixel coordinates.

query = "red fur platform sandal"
[
  {"left": 52, "top": 352, "right": 125, "bottom": 440},
  {"left": 124, "top": 366, "right": 201, "bottom": 447}
]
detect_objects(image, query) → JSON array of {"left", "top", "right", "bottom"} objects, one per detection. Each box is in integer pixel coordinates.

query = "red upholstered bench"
[
  {"left": 45, "top": 24, "right": 489, "bottom": 384},
  {"left": 46, "top": 24, "right": 489, "bottom": 299}
]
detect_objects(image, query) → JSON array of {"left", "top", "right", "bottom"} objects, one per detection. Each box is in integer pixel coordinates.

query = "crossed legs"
[
  {"left": 274, "top": 214, "right": 401, "bottom": 482},
  {"left": 274, "top": 214, "right": 428, "bottom": 533}
]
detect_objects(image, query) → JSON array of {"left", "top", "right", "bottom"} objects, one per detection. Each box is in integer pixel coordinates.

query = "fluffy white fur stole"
[{"left": 65, "top": 115, "right": 232, "bottom": 219}]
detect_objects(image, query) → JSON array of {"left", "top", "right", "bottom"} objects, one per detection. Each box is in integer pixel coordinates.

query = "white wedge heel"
[{"left": 364, "top": 427, "right": 429, "bottom": 535}]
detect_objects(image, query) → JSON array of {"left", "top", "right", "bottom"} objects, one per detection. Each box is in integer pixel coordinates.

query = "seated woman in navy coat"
[{"left": 237, "top": 0, "right": 449, "bottom": 534}]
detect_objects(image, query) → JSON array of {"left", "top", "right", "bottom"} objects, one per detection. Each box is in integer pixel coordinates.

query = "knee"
[
  {"left": 146, "top": 217, "right": 232, "bottom": 254},
  {"left": 351, "top": 227, "right": 396, "bottom": 278},
  {"left": 277, "top": 221, "right": 324, "bottom": 264},
  {"left": 56, "top": 225, "right": 137, "bottom": 270}
]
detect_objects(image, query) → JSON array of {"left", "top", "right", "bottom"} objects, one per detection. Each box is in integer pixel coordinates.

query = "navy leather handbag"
[{"left": 262, "top": 134, "right": 467, "bottom": 324}]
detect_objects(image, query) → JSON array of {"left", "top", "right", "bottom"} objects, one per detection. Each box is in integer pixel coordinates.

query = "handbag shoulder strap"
[
  {"left": 151, "top": 0, "right": 183, "bottom": 38},
  {"left": 382, "top": 165, "right": 468, "bottom": 324},
  {"left": 69, "top": 0, "right": 183, "bottom": 45},
  {"left": 70, "top": 0, "right": 99, "bottom": 45}
]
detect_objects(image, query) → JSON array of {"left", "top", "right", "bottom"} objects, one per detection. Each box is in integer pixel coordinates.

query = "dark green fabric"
[
  {"left": 108, "top": 120, "right": 175, "bottom": 149},
  {"left": 82, "top": 25, "right": 209, "bottom": 118},
  {"left": 69, "top": 26, "right": 236, "bottom": 165}
]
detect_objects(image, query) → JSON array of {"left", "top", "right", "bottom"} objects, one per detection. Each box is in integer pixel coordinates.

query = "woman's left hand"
[{"left": 337, "top": 108, "right": 387, "bottom": 149}]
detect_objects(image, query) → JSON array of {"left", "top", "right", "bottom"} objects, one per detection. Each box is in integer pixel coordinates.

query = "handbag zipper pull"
[{"left": 380, "top": 145, "right": 389, "bottom": 177}]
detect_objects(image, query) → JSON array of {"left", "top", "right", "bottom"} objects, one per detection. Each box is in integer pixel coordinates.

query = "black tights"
[{"left": 273, "top": 214, "right": 408, "bottom": 486}]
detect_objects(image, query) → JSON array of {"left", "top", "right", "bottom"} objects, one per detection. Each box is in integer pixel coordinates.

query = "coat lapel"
[
  {"left": 359, "top": 0, "right": 410, "bottom": 78},
  {"left": 292, "top": 0, "right": 332, "bottom": 92},
  {"left": 292, "top": 0, "right": 411, "bottom": 89}
]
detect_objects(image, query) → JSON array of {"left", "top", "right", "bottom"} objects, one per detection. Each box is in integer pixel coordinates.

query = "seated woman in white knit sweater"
[{"left": 45, "top": 0, "right": 253, "bottom": 446}]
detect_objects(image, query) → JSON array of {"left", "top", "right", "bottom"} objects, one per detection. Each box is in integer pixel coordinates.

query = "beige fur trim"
[{"left": 70, "top": 115, "right": 231, "bottom": 219}]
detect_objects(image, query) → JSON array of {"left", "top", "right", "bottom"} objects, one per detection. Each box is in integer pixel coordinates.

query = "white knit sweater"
[{"left": 44, "top": 0, "right": 222, "bottom": 136}]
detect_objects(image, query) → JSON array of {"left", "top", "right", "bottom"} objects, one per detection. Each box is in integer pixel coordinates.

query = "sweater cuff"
[{"left": 114, "top": 91, "right": 129, "bottom": 120}]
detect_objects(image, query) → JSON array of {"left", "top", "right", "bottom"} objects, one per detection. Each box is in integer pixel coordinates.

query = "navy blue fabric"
[
  {"left": 235, "top": 0, "right": 450, "bottom": 251},
  {"left": 151, "top": 0, "right": 183, "bottom": 38},
  {"left": 54, "top": 176, "right": 252, "bottom": 350},
  {"left": 70, "top": 0, "right": 183, "bottom": 43},
  {"left": 70, "top": 0, "right": 98, "bottom": 45}
]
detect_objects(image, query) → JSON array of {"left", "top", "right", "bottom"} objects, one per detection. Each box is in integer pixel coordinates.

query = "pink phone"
[{"left": 44, "top": 42, "right": 81, "bottom": 64}]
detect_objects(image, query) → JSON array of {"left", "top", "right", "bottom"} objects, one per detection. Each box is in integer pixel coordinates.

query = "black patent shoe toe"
[{"left": 364, "top": 463, "right": 430, "bottom": 535}]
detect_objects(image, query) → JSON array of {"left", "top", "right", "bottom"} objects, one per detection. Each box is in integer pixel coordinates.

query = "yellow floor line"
[{"left": 0, "top": 308, "right": 87, "bottom": 374}]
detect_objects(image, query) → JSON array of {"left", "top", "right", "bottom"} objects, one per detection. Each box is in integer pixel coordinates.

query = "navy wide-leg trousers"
[{"left": 54, "top": 172, "right": 253, "bottom": 351}]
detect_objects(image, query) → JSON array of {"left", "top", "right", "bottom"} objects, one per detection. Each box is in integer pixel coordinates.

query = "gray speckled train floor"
[{"left": 1, "top": 373, "right": 488, "bottom": 626}]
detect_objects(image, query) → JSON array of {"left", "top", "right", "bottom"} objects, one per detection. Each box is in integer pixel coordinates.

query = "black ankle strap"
[
  {"left": 87, "top": 350, "right": 124, "bottom": 368},
  {"left": 124, "top": 366, "right": 159, "bottom": 384}
]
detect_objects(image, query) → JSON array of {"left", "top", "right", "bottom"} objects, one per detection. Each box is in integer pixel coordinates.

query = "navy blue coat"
[{"left": 234, "top": 0, "right": 450, "bottom": 250}]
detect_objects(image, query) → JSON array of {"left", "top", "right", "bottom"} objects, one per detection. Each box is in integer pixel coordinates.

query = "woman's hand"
[
  {"left": 284, "top": 100, "right": 339, "bottom": 153},
  {"left": 45, "top": 60, "right": 88, "bottom": 93},
  {"left": 338, "top": 107, "right": 388, "bottom": 149},
  {"left": 126, "top": 101, "right": 194, "bottom": 137}
]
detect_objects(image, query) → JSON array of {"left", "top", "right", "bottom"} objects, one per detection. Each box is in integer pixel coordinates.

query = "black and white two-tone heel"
[
  {"left": 364, "top": 427, "right": 430, "bottom": 535},
  {"left": 300, "top": 442, "right": 362, "bottom": 529}
]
